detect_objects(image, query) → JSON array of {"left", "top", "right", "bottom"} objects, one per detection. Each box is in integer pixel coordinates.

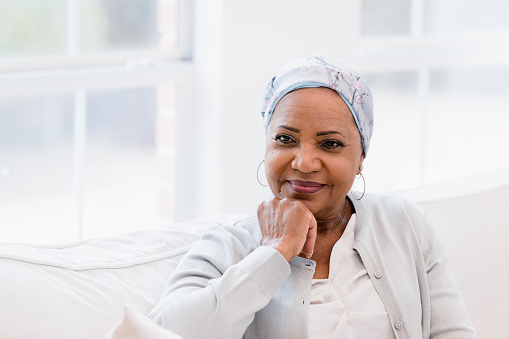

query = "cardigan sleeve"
[
  {"left": 423, "top": 213, "right": 477, "bottom": 338},
  {"left": 148, "top": 224, "right": 291, "bottom": 339}
]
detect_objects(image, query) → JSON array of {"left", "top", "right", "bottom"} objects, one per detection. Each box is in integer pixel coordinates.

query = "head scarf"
[{"left": 261, "top": 56, "right": 374, "bottom": 156}]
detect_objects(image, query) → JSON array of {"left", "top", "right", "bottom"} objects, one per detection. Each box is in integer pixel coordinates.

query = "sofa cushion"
[{"left": 0, "top": 215, "right": 246, "bottom": 339}]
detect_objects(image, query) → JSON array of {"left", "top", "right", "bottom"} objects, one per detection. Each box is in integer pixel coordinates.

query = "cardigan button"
[
  {"left": 394, "top": 321, "right": 403, "bottom": 330},
  {"left": 374, "top": 270, "right": 383, "bottom": 278}
]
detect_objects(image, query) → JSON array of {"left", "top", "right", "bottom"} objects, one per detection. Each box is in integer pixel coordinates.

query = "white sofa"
[
  {"left": 1, "top": 171, "right": 508, "bottom": 338},
  {"left": 396, "top": 169, "right": 509, "bottom": 339}
]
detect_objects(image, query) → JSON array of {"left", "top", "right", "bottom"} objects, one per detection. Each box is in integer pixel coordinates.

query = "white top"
[{"left": 308, "top": 214, "right": 395, "bottom": 339}]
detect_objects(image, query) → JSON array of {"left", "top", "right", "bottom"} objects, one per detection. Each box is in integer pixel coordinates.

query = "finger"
[{"left": 303, "top": 215, "right": 317, "bottom": 258}]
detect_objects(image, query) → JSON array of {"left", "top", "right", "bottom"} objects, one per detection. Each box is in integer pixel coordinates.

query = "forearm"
[{"left": 149, "top": 246, "right": 290, "bottom": 339}]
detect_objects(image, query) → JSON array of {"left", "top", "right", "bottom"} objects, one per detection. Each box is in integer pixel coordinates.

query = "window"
[
  {"left": 0, "top": 0, "right": 191, "bottom": 243},
  {"left": 359, "top": 0, "right": 509, "bottom": 192}
]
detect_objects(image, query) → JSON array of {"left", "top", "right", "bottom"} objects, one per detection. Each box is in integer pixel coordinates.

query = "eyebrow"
[
  {"left": 276, "top": 125, "right": 300, "bottom": 133},
  {"left": 276, "top": 125, "right": 346, "bottom": 138},
  {"left": 316, "top": 130, "right": 346, "bottom": 137}
]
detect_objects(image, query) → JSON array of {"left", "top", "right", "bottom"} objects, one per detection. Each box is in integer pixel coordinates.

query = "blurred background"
[{"left": 1, "top": 0, "right": 508, "bottom": 243}]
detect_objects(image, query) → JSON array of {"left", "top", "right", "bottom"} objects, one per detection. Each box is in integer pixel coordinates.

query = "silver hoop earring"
[
  {"left": 351, "top": 172, "right": 366, "bottom": 200},
  {"left": 257, "top": 160, "right": 268, "bottom": 187}
]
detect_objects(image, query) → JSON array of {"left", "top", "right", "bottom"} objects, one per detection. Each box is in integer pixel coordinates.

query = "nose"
[{"left": 291, "top": 144, "right": 322, "bottom": 173}]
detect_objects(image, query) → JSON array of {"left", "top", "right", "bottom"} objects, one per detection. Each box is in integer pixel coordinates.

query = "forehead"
[{"left": 269, "top": 87, "right": 358, "bottom": 132}]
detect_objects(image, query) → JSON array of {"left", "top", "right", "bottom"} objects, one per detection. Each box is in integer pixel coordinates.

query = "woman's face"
[{"left": 264, "top": 87, "right": 364, "bottom": 220}]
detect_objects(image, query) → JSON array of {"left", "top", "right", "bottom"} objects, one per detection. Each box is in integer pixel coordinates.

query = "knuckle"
[
  {"left": 281, "top": 198, "right": 292, "bottom": 207},
  {"left": 292, "top": 200, "right": 305, "bottom": 210}
]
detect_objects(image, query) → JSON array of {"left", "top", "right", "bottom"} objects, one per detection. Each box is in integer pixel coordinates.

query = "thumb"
[{"left": 303, "top": 215, "right": 317, "bottom": 259}]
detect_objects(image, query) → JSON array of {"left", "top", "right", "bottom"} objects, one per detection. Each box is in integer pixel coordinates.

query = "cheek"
[
  {"left": 328, "top": 158, "right": 359, "bottom": 189},
  {"left": 264, "top": 150, "right": 281, "bottom": 180},
  {"left": 264, "top": 148, "right": 290, "bottom": 185}
]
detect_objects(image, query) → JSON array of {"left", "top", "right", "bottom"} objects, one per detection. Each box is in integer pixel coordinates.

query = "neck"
[
  {"left": 304, "top": 198, "right": 354, "bottom": 277},
  {"left": 315, "top": 197, "right": 353, "bottom": 236}
]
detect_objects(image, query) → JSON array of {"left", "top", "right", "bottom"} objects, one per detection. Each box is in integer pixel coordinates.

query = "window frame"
[
  {"left": 0, "top": 0, "right": 193, "bottom": 241},
  {"left": 356, "top": 0, "right": 509, "bottom": 186},
  {"left": 0, "top": 0, "right": 192, "bottom": 73}
]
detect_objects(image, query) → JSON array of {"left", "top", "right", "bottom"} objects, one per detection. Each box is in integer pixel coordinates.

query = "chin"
[
  {"left": 303, "top": 201, "right": 325, "bottom": 215},
  {"left": 288, "top": 194, "right": 322, "bottom": 213}
]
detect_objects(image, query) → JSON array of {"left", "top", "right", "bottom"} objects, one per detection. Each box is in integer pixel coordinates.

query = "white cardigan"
[
  {"left": 149, "top": 193, "right": 476, "bottom": 338},
  {"left": 308, "top": 214, "right": 395, "bottom": 338}
]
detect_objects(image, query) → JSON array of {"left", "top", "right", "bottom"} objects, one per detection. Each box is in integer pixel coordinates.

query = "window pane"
[
  {"left": 426, "top": 66, "right": 509, "bottom": 182},
  {"left": 0, "top": 0, "right": 67, "bottom": 58},
  {"left": 362, "top": 72, "right": 420, "bottom": 192},
  {"left": 424, "top": 0, "right": 509, "bottom": 35},
  {"left": 80, "top": 0, "right": 178, "bottom": 52},
  {"left": 361, "top": 0, "right": 411, "bottom": 36},
  {"left": 0, "top": 93, "right": 75, "bottom": 243},
  {"left": 84, "top": 87, "right": 159, "bottom": 238}
]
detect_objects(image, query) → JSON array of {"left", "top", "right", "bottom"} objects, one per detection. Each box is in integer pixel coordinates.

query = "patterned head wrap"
[{"left": 261, "top": 56, "right": 374, "bottom": 155}]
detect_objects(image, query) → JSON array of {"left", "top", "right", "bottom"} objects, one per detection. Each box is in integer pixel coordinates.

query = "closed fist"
[{"left": 257, "top": 197, "right": 317, "bottom": 262}]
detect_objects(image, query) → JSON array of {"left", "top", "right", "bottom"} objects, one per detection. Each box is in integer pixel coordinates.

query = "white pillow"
[{"left": 104, "top": 306, "right": 182, "bottom": 339}]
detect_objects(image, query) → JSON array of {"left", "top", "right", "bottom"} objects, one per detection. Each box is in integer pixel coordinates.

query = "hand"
[{"left": 257, "top": 197, "right": 317, "bottom": 262}]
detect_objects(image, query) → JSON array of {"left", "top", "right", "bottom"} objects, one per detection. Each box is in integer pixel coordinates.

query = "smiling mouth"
[{"left": 288, "top": 180, "right": 325, "bottom": 194}]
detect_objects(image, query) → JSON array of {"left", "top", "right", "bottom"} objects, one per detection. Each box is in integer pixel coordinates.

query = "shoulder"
[
  {"left": 353, "top": 193, "right": 429, "bottom": 247},
  {"left": 358, "top": 192, "right": 426, "bottom": 223}
]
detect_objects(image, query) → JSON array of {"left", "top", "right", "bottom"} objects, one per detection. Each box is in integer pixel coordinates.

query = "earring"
[
  {"left": 351, "top": 172, "right": 366, "bottom": 200},
  {"left": 257, "top": 160, "right": 268, "bottom": 187}
]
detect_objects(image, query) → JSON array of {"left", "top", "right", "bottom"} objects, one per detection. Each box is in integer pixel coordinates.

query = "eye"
[
  {"left": 321, "top": 139, "right": 343, "bottom": 150},
  {"left": 274, "top": 134, "right": 295, "bottom": 144}
]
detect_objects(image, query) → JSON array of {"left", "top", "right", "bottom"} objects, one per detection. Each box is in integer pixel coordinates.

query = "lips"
[{"left": 288, "top": 180, "right": 325, "bottom": 194}]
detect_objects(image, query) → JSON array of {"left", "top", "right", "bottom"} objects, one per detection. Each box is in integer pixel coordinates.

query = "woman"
[{"left": 149, "top": 56, "right": 476, "bottom": 338}]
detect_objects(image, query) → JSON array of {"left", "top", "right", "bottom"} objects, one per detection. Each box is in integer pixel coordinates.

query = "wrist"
[{"left": 261, "top": 242, "right": 295, "bottom": 262}]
